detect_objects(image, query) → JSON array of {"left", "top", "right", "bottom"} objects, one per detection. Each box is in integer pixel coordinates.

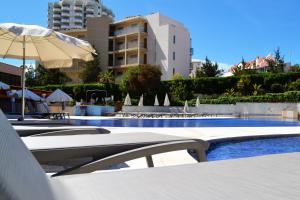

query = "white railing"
[{"left": 61, "top": 12, "right": 70, "bottom": 17}]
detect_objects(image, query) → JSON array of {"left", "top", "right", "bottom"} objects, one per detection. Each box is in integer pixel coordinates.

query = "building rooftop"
[{"left": 0, "top": 62, "right": 22, "bottom": 76}]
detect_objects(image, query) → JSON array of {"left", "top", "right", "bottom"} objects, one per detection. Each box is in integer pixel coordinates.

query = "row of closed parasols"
[
  {"left": 0, "top": 81, "right": 73, "bottom": 103},
  {"left": 124, "top": 93, "right": 202, "bottom": 112}
]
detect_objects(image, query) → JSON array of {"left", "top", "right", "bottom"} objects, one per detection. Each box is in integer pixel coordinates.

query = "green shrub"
[
  {"left": 270, "top": 83, "right": 284, "bottom": 93},
  {"left": 32, "top": 83, "right": 121, "bottom": 102},
  {"left": 288, "top": 79, "right": 300, "bottom": 91}
]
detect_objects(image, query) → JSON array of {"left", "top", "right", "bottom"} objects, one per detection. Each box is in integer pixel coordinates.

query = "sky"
[{"left": 0, "top": 0, "right": 299, "bottom": 70}]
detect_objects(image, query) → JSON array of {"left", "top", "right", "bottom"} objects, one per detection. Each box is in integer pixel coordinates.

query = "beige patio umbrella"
[{"left": 0, "top": 23, "right": 95, "bottom": 120}]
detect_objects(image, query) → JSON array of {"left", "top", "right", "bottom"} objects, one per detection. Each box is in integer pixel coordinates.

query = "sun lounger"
[
  {"left": 23, "top": 132, "right": 208, "bottom": 165},
  {"left": 1, "top": 109, "right": 300, "bottom": 200}
]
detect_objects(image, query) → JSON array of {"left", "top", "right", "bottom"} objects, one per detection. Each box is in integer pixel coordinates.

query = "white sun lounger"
[
  {"left": 23, "top": 132, "right": 207, "bottom": 165},
  {"left": 1, "top": 109, "right": 300, "bottom": 200}
]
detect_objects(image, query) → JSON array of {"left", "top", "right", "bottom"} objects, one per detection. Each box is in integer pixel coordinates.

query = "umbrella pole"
[{"left": 20, "top": 36, "right": 26, "bottom": 121}]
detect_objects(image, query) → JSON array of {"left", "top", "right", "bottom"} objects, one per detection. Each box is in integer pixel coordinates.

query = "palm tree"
[
  {"left": 98, "top": 71, "right": 115, "bottom": 84},
  {"left": 252, "top": 84, "right": 262, "bottom": 96}
]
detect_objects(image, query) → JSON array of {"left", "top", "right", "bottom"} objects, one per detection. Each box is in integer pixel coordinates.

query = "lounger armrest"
[
  {"left": 52, "top": 140, "right": 207, "bottom": 177},
  {"left": 32, "top": 129, "right": 109, "bottom": 137}
]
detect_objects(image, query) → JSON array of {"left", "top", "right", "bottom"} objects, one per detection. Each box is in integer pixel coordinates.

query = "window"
[
  {"left": 173, "top": 35, "right": 176, "bottom": 44},
  {"left": 173, "top": 52, "right": 176, "bottom": 60},
  {"left": 173, "top": 68, "right": 175, "bottom": 75}
]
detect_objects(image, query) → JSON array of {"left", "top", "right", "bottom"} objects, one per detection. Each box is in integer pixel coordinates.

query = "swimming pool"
[
  {"left": 73, "top": 118, "right": 300, "bottom": 127},
  {"left": 207, "top": 136, "right": 300, "bottom": 161}
]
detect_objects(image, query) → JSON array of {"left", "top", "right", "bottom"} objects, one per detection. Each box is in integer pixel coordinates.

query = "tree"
[
  {"left": 80, "top": 53, "right": 101, "bottom": 83},
  {"left": 172, "top": 72, "right": 183, "bottom": 80},
  {"left": 120, "top": 65, "right": 162, "bottom": 98},
  {"left": 98, "top": 71, "right": 115, "bottom": 84},
  {"left": 267, "top": 48, "right": 285, "bottom": 73},
  {"left": 25, "top": 65, "right": 37, "bottom": 87},
  {"left": 26, "top": 64, "right": 71, "bottom": 86},
  {"left": 198, "top": 57, "right": 223, "bottom": 77}
]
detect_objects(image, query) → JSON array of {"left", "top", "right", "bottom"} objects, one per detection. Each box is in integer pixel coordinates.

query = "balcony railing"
[
  {"left": 61, "top": 19, "right": 69, "bottom": 23},
  {"left": 114, "top": 26, "right": 144, "bottom": 36},
  {"left": 116, "top": 59, "right": 125, "bottom": 66},
  {"left": 53, "top": 7, "right": 61, "bottom": 12},
  {"left": 86, "top": 13, "right": 94, "bottom": 18},
  {"left": 74, "top": 6, "right": 82, "bottom": 11},
  {"left": 53, "top": 14, "right": 61, "bottom": 18},
  {"left": 127, "top": 57, "right": 138, "bottom": 65},
  {"left": 127, "top": 41, "right": 138, "bottom": 49},
  {"left": 116, "top": 44, "right": 125, "bottom": 50},
  {"left": 61, "top": 12, "right": 70, "bottom": 17},
  {"left": 62, "top": 6, "right": 71, "bottom": 11}
]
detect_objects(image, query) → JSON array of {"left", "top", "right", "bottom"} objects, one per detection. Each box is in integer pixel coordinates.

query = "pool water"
[
  {"left": 73, "top": 118, "right": 300, "bottom": 127},
  {"left": 207, "top": 136, "right": 300, "bottom": 161}
]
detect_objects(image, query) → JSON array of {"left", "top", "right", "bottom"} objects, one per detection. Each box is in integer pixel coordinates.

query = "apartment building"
[
  {"left": 0, "top": 62, "right": 22, "bottom": 86},
  {"left": 60, "top": 13, "right": 192, "bottom": 82},
  {"left": 48, "top": 0, "right": 113, "bottom": 31}
]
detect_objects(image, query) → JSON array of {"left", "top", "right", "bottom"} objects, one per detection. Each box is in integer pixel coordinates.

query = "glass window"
[
  {"left": 173, "top": 52, "right": 176, "bottom": 60},
  {"left": 173, "top": 35, "right": 176, "bottom": 44}
]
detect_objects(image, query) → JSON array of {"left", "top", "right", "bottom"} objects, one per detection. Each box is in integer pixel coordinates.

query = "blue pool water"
[
  {"left": 207, "top": 136, "right": 300, "bottom": 161},
  {"left": 73, "top": 118, "right": 300, "bottom": 127}
]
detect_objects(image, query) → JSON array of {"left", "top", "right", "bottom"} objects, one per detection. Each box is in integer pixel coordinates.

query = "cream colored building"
[{"left": 60, "top": 13, "right": 192, "bottom": 83}]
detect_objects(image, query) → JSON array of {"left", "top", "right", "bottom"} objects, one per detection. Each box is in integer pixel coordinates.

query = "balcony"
[
  {"left": 114, "top": 26, "right": 144, "bottom": 36},
  {"left": 74, "top": 18, "right": 82, "bottom": 23},
  {"left": 74, "top": 6, "right": 82, "bottom": 11},
  {"left": 73, "top": 25, "right": 83, "bottom": 29},
  {"left": 61, "top": 12, "right": 70, "bottom": 17},
  {"left": 53, "top": 14, "right": 61, "bottom": 19},
  {"left": 61, "top": 25, "right": 70, "bottom": 29},
  {"left": 62, "top": 6, "right": 71, "bottom": 11},
  {"left": 116, "top": 43, "right": 125, "bottom": 51},
  {"left": 86, "top": 7, "right": 94, "bottom": 13},
  {"left": 86, "top": 13, "right": 94, "bottom": 18},
  {"left": 74, "top": 12, "right": 83, "bottom": 17},
  {"left": 53, "top": 7, "right": 61, "bottom": 12},
  {"left": 62, "top": 18, "right": 71, "bottom": 23},
  {"left": 53, "top": 19, "right": 61, "bottom": 24},
  {"left": 127, "top": 57, "right": 138, "bottom": 65},
  {"left": 115, "top": 58, "right": 125, "bottom": 66},
  {"left": 127, "top": 41, "right": 138, "bottom": 49}
]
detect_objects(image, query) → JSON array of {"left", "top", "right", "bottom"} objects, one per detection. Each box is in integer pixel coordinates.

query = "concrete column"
[{"left": 125, "top": 36, "right": 127, "bottom": 66}]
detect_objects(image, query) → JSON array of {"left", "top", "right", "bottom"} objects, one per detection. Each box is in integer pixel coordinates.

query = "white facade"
[
  {"left": 189, "top": 59, "right": 204, "bottom": 78},
  {"left": 48, "top": 0, "right": 113, "bottom": 31},
  {"left": 145, "top": 13, "right": 192, "bottom": 80}
]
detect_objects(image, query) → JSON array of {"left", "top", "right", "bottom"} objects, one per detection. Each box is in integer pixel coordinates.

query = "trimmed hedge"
[
  {"left": 197, "top": 91, "right": 300, "bottom": 104},
  {"left": 162, "top": 72, "right": 300, "bottom": 100},
  {"left": 32, "top": 83, "right": 121, "bottom": 101}
]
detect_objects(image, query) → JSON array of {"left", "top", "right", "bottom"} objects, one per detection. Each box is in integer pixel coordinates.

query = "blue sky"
[{"left": 0, "top": 0, "right": 299, "bottom": 70}]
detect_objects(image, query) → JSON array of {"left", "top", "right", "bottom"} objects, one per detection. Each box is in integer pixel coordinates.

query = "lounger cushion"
[
  {"left": 0, "top": 110, "right": 55, "bottom": 200},
  {"left": 52, "top": 152, "right": 300, "bottom": 200}
]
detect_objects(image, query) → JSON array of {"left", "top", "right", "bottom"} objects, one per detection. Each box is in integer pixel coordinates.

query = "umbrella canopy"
[
  {"left": 0, "top": 23, "right": 95, "bottom": 68},
  {"left": 0, "top": 81, "right": 10, "bottom": 90},
  {"left": 196, "top": 96, "right": 200, "bottom": 107},
  {"left": 124, "top": 93, "right": 132, "bottom": 106},
  {"left": 163, "top": 94, "right": 170, "bottom": 107},
  {"left": 0, "top": 23, "right": 95, "bottom": 120},
  {"left": 138, "top": 95, "right": 143, "bottom": 107},
  {"left": 46, "top": 89, "right": 73, "bottom": 103},
  {"left": 183, "top": 100, "right": 189, "bottom": 113},
  {"left": 154, "top": 95, "right": 159, "bottom": 106},
  {"left": 8, "top": 89, "right": 42, "bottom": 101}
]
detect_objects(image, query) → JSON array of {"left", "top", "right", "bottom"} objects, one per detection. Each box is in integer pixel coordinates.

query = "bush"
[
  {"left": 120, "top": 65, "right": 162, "bottom": 99},
  {"left": 32, "top": 83, "right": 121, "bottom": 102},
  {"left": 288, "top": 79, "right": 300, "bottom": 91},
  {"left": 170, "top": 80, "right": 193, "bottom": 101},
  {"left": 270, "top": 83, "right": 284, "bottom": 93}
]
